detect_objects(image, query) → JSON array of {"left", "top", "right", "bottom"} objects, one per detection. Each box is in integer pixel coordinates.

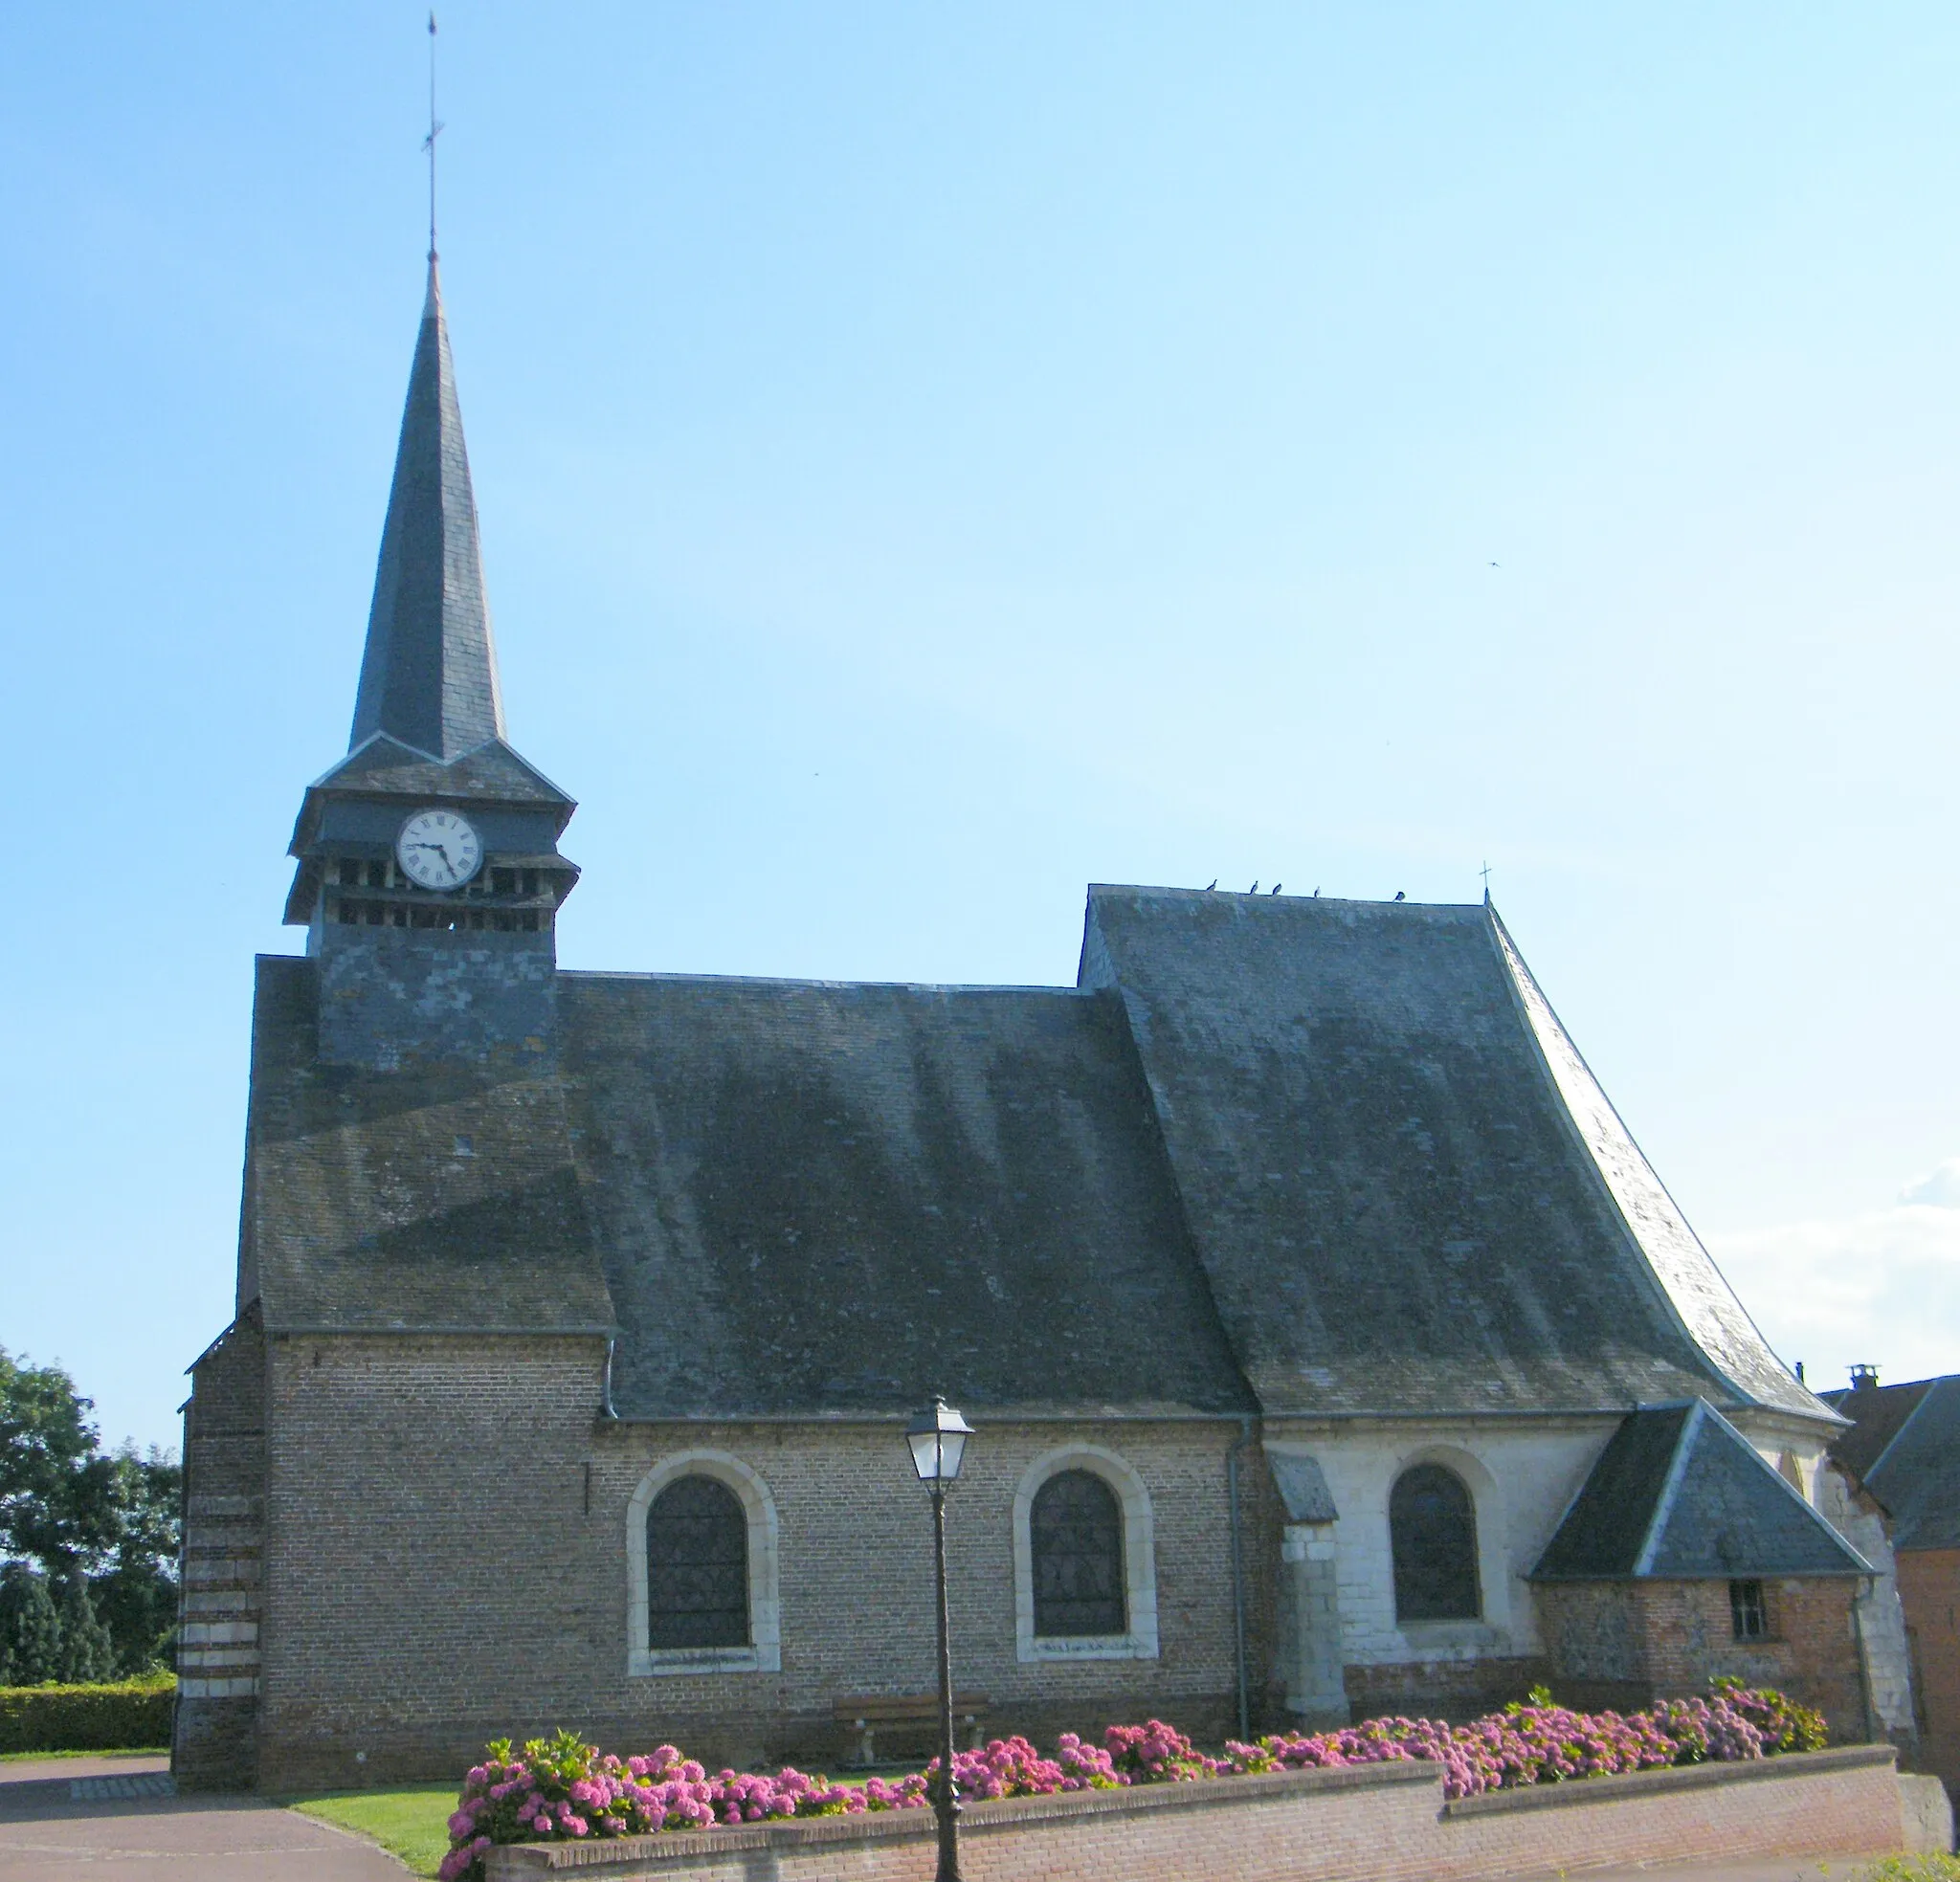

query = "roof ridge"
[
  {"left": 563, "top": 968, "right": 1094, "bottom": 997},
  {"left": 1633, "top": 1400, "right": 1703, "bottom": 1575}
]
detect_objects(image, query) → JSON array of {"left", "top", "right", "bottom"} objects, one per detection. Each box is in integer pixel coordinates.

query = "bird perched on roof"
[
  {"left": 1270, "top": 883, "right": 1281, "bottom": 894},
  {"left": 1313, "top": 887, "right": 1320, "bottom": 897},
  {"left": 1249, "top": 881, "right": 1258, "bottom": 894},
  {"left": 1206, "top": 880, "right": 1217, "bottom": 891},
  {"left": 1394, "top": 890, "right": 1406, "bottom": 901}
]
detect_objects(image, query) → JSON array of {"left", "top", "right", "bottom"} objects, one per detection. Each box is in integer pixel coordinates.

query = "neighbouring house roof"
[
  {"left": 1844, "top": 1374, "right": 1960, "bottom": 1552},
  {"left": 1079, "top": 887, "right": 1825, "bottom": 1419},
  {"left": 1820, "top": 1375, "right": 1943, "bottom": 1481},
  {"left": 1531, "top": 1399, "right": 1872, "bottom": 1581}
]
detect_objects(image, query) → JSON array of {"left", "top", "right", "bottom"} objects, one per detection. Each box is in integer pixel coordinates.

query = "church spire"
[{"left": 348, "top": 258, "right": 505, "bottom": 761}]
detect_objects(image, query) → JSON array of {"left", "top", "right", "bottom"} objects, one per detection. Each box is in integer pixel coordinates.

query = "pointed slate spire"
[{"left": 348, "top": 258, "right": 505, "bottom": 760}]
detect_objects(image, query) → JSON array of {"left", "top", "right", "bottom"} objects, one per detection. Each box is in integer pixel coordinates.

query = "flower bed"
[{"left": 436, "top": 1683, "right": 1827, "bottom": 1882}]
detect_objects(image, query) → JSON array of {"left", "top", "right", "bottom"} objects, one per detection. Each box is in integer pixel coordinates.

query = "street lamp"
[{"left": 906, "top": 1397, "right": 973, "bottom": 1882}]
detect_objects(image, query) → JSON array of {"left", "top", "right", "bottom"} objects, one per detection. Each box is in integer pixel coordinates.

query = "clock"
[{"left": 396, "top": 808, "right": 483, "bottom": 890}]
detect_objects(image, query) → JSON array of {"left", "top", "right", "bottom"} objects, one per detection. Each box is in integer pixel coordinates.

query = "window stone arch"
[
  {"left": 1389, "top": 1461, "right": 1480, "bottom": 1623},
  {"left": 1013, "top": 1446, "right": 1158, "bottom": 1663},
  {"left": 627, "top": 1451, "right": 781, "bottom": 1675}
]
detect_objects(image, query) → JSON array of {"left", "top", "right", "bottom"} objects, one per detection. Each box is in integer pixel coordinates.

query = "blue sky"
[{"left": 5, "top": 4, "right": 1959, "bottom": 1451}]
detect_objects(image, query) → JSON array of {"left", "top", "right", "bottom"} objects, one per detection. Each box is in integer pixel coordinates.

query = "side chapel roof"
[{"left": 1531, "top": 1399, "right": 1870, "bottom": 1581}]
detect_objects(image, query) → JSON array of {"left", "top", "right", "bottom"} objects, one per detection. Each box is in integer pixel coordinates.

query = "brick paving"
[{"left": 0, "top": 1754, "right": 407, "bottom": 1879}]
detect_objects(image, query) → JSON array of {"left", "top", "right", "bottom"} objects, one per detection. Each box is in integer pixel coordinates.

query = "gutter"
[{"left": 1226, "top": 1417, "right": 1255, "bottom": 1739}]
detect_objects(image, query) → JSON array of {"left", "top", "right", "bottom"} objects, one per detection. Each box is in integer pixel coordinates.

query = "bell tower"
[{"left": 284, "top": 259, "right": 579, "bottom": 1071}]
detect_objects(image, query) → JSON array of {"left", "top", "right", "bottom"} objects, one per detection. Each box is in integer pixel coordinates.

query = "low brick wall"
[{"left": 482, "top": 1743, "right": 1904, "bottom": 1881}]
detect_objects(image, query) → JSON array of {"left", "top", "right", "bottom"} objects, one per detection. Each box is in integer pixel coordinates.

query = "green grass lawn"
[
  {"left": 287, "top": 1784, "right": 457, "bottom": 1878},
  {"left": 0, "top": 1746, "right": 167, "bottom": 1762}
]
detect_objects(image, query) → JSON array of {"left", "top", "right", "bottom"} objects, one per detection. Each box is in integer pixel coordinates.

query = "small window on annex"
[
  {"left": 1729, "top": 1578, "right": 1768, "bottom": 1642},
  {"left": 646, "top": 1474, "right": 749, "bottom": 1650},
  {"left": 1031, "top": 1469, "right": 1126, "bottom": 1637},
  {"left": 1390, "top": 1464, "right": 1481, "bottom": 1622}
]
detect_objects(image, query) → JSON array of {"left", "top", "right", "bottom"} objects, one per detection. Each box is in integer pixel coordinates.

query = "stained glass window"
[
  {"left": 1032, "top": 1469, "right": 1126, "bottom": 1637},
  {"left": 647, "top": 1475, "right": 748, "bottom": 1650},
  {"left": 1391, "top": 1464, "right": 1480, "bottom": 1621}
]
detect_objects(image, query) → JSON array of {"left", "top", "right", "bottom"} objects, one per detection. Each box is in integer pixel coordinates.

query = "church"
[{"left": 173, "top": 258, "right": 1887, "bottom": 1792}]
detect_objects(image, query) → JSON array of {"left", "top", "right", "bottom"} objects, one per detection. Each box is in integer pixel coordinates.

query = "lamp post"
[{"left": 906, "top": 1397, "right": 973, "bottom": 1882}]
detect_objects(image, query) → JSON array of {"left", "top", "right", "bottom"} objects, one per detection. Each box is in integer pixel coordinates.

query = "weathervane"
[{"left": 424, "top": 11, "right": 444, "bottom": 262}]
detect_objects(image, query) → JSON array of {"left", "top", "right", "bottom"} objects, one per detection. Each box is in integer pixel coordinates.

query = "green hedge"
[{"left": 0, "top": 1673, "right": 174, "bottom": 1754}]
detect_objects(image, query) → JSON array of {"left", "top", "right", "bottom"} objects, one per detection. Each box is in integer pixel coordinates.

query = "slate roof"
[
  {"left": 239, "top": 890, "right": 1839, "bottom": 1427},
  {"left": 348, "top": 260, "right": 505, "bottom": 763},
  {"left": 1820, "top": 1376, "right": 1939, "bottom": 1483},
  {"left": 1840, "top": 1374, "right": 1960, "bottom": 1552},
  {"left": 1532, "top": 1400, "right": 1871, "bottom": 1580},
  {"left": 240, "top": 956, "right": 614, "bottom": 1335},
  {"left": 556, "top": 973, "right": 1253, "bottom": 1418},
  {"left": 282, "top": 736, "right": 577, "bottom": 923},
  {"left": 1080, "top": 888, "right": 1823, "bottom": 1419}
]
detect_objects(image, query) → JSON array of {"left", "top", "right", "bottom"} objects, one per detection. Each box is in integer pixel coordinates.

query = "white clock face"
[{"left": 396, "top": 809, "right": 482, "bottom": 890}]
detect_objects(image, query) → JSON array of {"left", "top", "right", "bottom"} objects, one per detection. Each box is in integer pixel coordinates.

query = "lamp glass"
[{"left": 906, "top": 1402, "right": 972, "bottom": 1483}]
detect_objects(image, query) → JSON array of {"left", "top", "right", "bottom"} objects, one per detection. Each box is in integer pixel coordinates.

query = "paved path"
[
  {"left": 1512, "top": 1861, "right": 1896, "bottom": 1881},
  {"left": 0, "top": 1755, "right": 1915, "bottom": 1880},
  {"left": 0, "top": 1754, "right": 408, "bottom": 1879}
]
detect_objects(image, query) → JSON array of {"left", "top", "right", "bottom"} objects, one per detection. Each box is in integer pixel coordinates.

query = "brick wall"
[
  {"left": 1346, "top": 1653, "right": 1550, "bottom": 1720},
  {"left": 172, "top": 1310, "right": 267, "bottom": 1790},
  {"left": 479, "top": 1743, "right": 1905, "bottom": 1882},
  {"left": 252, "top": 1334, "right": 1252, "bottom": 1788},
  {"left": 1899, "top": 1549, "right": 1960, "bottom": 1791},
  {"left": 1537, "top": 1579, "right": 1869, "bottom": 1739}
]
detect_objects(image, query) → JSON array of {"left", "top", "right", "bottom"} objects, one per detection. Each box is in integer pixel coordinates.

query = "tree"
[
  {"left": 0, "top": 1563, "right": 61, "bottom": 1685},
  {"left": 93, "top": 1447, "right": 183, "bottom": 1673},
  {"left": 1, "top": 1349, "right": 182, "bottom": 1676},
  {"left": 0, "top": 1348, "right": 119, "bottom": 1573},
  {"left": 55, "top": 1571, "right": 115, "bottom": 1683}
]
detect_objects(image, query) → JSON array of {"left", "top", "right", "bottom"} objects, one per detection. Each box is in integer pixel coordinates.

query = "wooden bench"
[{"left": 831, "top": 1694, "right": 991, "bottom": 1768}]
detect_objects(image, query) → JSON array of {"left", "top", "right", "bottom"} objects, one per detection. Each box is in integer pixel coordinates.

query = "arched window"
[
  {"left": 1390, "top": 1463, "right": 1480, "bottom": 1622},
  {"left": 646, "top": 1474, "right": 748, "bottom": 1649},
  {"left": 1031, "top": 1469, "right": 1126, "bottom": 1637}
]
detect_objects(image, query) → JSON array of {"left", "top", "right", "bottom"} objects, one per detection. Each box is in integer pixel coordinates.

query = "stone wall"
[
  {"left": 1265, "top": 1418, "right": 1616, "bottom": 1672},
  {"left": 250, "top": 1333, "right": 1253, "bottom": 1788},
  {"left": 1536, "top": 1578, "right": 1869, "bottom": 1739},
  {"left": 1899, "top": 1548, "right": 1960, "bottom": 1792},
  {"left": 1816, "top": 1460, "right": 1919, "bottom": 1747},
  {"left": 479, "top": 1744, "right": 1907, "bottom": 1882},
  {"left": 172, "top": 1309, "right": 267, "bottom": 1790}
]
